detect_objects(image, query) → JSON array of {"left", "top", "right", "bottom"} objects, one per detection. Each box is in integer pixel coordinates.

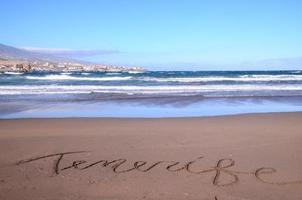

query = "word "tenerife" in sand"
[{"left": 16, "top": 151, "right": 302, "bottom": 187}]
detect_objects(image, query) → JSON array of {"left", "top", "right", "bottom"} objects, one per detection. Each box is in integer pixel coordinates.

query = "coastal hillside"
[
  {"left": 0, "top": 43, "right": 145, "bottom": 72},
  {"left": 0, "top": 43, "right": 78, "bottom": 63}
]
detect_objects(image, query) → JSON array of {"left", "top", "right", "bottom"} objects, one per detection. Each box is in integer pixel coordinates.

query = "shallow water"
[{"left": 1, "top": 96, "right": 302, "bottom": 118}]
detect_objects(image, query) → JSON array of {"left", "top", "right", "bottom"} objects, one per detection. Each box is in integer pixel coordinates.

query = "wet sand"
[{"left": 0, "top": 112, "right": 302, "bottom": 200}]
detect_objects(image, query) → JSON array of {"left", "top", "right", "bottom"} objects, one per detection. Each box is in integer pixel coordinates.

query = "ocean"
[{"left": 1, "top": 70, "right": 302, "bottom": 118}]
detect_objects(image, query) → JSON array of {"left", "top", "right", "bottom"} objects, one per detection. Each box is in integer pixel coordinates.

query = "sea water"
[{"left": 1, "top": 70, "right": 302, "bottom": 118}]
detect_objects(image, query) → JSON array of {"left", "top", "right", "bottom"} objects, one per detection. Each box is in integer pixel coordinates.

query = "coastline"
[
  {"left": 1, "top": 112, "right": 302, "bottom": 199},
  {"left": 1, "top": 110, "right": 302, "bottom": 120}
]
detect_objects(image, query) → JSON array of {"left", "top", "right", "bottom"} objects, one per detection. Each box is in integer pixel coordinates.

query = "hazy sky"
[{"left": 1, "top": 0, "right": 302, "bottom": 70}]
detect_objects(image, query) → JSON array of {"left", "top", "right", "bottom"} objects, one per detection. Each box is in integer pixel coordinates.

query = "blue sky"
[{"left": 1, "top": 0, "right": 302, "bottom": 70}]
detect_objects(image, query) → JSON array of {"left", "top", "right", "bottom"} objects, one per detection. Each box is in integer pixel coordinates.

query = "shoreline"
[{"left": 1, "top": 111, "right": 302, "bottom": 121}]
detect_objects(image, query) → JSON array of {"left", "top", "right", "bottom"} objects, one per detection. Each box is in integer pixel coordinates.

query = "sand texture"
[{"left": 0, "top": 113, "right": 302, "bottom": 200}]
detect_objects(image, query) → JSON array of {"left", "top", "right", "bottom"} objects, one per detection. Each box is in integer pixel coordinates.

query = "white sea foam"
[
  {"left": 81, "top": 73, "right": 91, "bottom": 75},
  {"left": 4, "top": 72, "right": 24, "bottom": 75},
  {"left": 21, "top": 74, "right": 302, "bottom": 82},
  {"left": 26, "top": 74, "right": 132, "bottom": 81},
  {"left": 140, "top": 75, "right": 302, "bottom": 82},
  {"left": 106, "top": 72, "right": 121, "bottom": 75},
  {"left": 128, "top": 71, "right": 144, "bottom": 74},
  {"left": 61, "top": 72, "right": 72, "bottom": 75},
  {"left": 1, "top": 85, "right": 302, "bottom": 95}
]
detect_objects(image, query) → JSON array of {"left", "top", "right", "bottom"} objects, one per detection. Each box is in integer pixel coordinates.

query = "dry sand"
[{"left": 0, "top": 112, "right": 302, "bottom": 200}]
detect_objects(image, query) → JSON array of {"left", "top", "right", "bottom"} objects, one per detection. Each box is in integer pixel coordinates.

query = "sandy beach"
[{"left": 0, "top": 112, "right": 302, "bottom": 200}]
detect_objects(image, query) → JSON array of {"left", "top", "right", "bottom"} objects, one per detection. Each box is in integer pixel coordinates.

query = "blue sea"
[{"left": 1, "top": 70, "right": 302, "bottom": 118}]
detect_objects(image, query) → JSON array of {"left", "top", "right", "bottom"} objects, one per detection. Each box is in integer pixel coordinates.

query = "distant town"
[
  {"left": 0, "top": 58, "right": 145, "bottom": 73},
  {"left": 0, "top": 43, "right": 146, "bottom": 73}
]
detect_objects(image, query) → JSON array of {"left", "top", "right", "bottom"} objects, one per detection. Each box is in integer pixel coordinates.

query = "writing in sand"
[{"left": 16, "top": 151, "right": 302, "bottom": 187}]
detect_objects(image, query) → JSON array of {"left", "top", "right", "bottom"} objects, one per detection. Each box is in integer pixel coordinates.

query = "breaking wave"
[
  {"left": 1, "top": 84, "right": 302, "bottom": 96},
  {"left": 26, "top": 74, "right": 132, "bottom": 81}
]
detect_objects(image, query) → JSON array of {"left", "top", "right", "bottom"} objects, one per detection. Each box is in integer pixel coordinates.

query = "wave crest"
[{"left": 26, "top": 75, "right": 132, "bottom": 81}]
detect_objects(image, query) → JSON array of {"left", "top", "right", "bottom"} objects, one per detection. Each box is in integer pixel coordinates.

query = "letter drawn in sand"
[
  {"left": 186, "top": 157, "right": 239, "bottom": 186},
  {"left": 255, "top": 167, "right": 302, "bottom": 185},
  {"left": 16, "top": 151, "right": 88, "bottom": 175}
]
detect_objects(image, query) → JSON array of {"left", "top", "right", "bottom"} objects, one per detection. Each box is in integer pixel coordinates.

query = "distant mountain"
[
  {"left": 0, "top": 43, "right": 145, "bottom": 73},
  {"left": 0, "top": 43, "right": 82, "bottom": 63}
]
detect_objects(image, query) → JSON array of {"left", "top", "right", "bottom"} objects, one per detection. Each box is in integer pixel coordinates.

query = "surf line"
[{"left": 16, "top": 151, "right": 302, "bottom": 187}]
